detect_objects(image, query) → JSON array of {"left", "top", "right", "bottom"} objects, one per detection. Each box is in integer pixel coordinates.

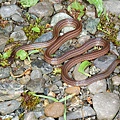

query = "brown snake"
[{"left": 8, "top": 18, "right": 120, "bottom": 86}]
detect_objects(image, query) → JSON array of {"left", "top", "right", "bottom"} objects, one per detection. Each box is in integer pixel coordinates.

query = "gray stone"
[
  {"left": 50, "top": 13, "right": 72, "bottom": 33},
  {"left": 0, "top": 34, "right": 9, "bottom": 52},
  {"left": 0, "top": 80, "right": 23, "bottom": 101},
  {"left": 40, "top": 62, "right": 53, "bottom": 74},
  {"left": 51, "top": 13, "right": 71, "bottom": 26},
  {"left": 93, "top": 92, "right": 120, "bottom": 120},
  {"left": 88, "top": 79, "right": 107, "bottom": 94},
  {"left": 26, "top": 78, "right": 45, "bottom": 93},
  {"left": 86, "top": 5, "right": 96, "bottom": 18},
  {"left": 0, "top": 5, "right": 21, "bottom": 18},
  {"left": 10, "top": 30, "right": 27, "bottom": 41},
  {"left": 94, "top": 55, "right": 117, "bottom": 72},
  {"left": 30, "top": 68, "right": 42, "bottom": 80},
  {"left": 112, "top": 75, "right": 120, "bottom": 86},
  {"left": 4, "top": 21, "right": 13, "bottom": 34},
  {"left": 103, "top": 0, "right": 120, "bottom": 15},
  {"left": 117, "top": 31, "right": 120, "bottom": 42},
  {"left": 59, "top": 106, "right": 95, "bottom": 120},
  {"left": 45, "top": 117, "right": 55, "bottom": 120},
  {"left": 0, "top": 100, "right": 21, "bottom": 115},
  {"left": 54, "top": 3, "right": 63, "bottom": 12},
  {"left": 0, "top": 67, "right": 10, "bottom": 79},
  {"left": 110, "top": 42, "right": 119, "bottom": 56},
  {"left": 35, "top": 31, "right": 53, "bottom": 43},
  {"left": 12, "top": 13, "right": 24, "bottom": 22},
  {"left": 28, "top": 2, "right": 54, "bottom": 18},
  {"left": 85, "top": 17, "right": 100, "bottom": 34},
  {"left": 24, "top": 112, "right": 37, "bottom": 120}
]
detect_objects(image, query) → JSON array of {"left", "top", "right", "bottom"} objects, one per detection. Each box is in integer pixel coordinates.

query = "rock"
[
  {"left": 35, "top": 31, "right": 53, "bottom": 43},
  {"left": 45, "top": 102, "right": 64, "bottom": 118},
  {"left": 65, "top": 87, "right": 80, "bottom": 95},
  {"left": 45, "top": 117, "right": 55, "bottom": 120},
  {"left": 51, "top": 13, "right": 71, "bottom": 26},
  {"left": 103, "top": 0, "right": 120, "bottom": 15},
  {"left": 73, "top": 63, "right": 89, "bottom": 81},
  {"left": 0, "top": 5, "right": 21, "bottom": 18},
  {"left": 0, "top": 100, "right": 21, "bottom": 115},
  {"left": 88, "top": 79, "right": 107, "bottom": 94},
  {"left": 24, "top": 112, "right": 37, "bottom": 120},
  {"left": 0, "top": 80, "right": 23, "bottom": 101},
  {"left": 31, "top": 59, "right": 53, "bottom": 74},
  {"left": 28, "top": 2, "right": 54, "bottom": 19},
  {"left": 26, "top": 78, "right": 45, "bottom": 93},
  {"left": 86, "top": 5, "right": 96, "bottom": 18},
  {"left": 30, "top": 68, "right": 42, "bottom": 80},
  {"left": 19, "top": 75, "right": 30, "bottom": 85},
  {"left": 0, "top": 34, "right": 9, "bottom": 52},
  {"left": 110, "top": 42, "right": 119, "bottom": 56},
  {"left": 85, "top": 17, "right": 100, "bottom": 34},
  {"left": 40, "top": 16, "right": 51, "bottom": 26},
  {"left": 117, "top": 31, "right": 120, "bottom": 42},
  {"left": 93, "top": 92, "right": 120, "bottom": 120},
  {"left": 94, "top": 55, "right": 117, "bottom": 72},
  {"left": 34, "top": 111, "right": 44, "bottom": 118},
  {"left": 78, "top": 35, "right": 90, "bottom": 45},
  {"left": 11, "top": 13, "right": 24, "bottom": 22},
  {"left": 0, "top": 67, "right": 10, "bottom": 79},
  {"left": 50, "top": 13, "right": 73, "bottom": 33},
  {"left": 10, "top": 30, "right": 27, "bottom": 41},
  {"left": 4, "top": 21, "right": 13, "bottom": 34},
  {"left": 59, "top": 106, "right": 95, "bottom": 120},
  {"left": 54, "top": 3, "right": 63, "bottom": 12},
  {"left": 112, "top": 75, "right": 120, "bottom": 86}
]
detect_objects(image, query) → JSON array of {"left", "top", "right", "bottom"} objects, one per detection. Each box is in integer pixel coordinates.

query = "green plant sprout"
[
  {"left": 16, "top": 49, "right": 40, "bottom": 61},
  {"left": 0, "top": 49, "right": 12, "bottom": 67},
  {"left": 87, "top": 0, "right": 104, "bottom": 17},
  {"left": 32, "top": 26, "right": 40, "bottom": 32},
  {"left": 67, "top": 0, "right": 85, "bottom": 20},
  {"left": 78, "top": 60, "right": 91, "bottom": 77},
  {"left": 20, "top": 0, "right": 39, "bottom": 8}
]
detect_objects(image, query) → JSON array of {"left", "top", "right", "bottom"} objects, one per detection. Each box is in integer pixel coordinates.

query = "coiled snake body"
[{"left": 8, "top": 18, "right": 120, "bottom": 86}]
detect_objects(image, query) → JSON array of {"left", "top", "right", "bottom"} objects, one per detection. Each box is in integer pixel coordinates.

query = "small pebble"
[
  {"left": 112, "top": 75, "right": 120, "bottom": 86},
  {"left": 24, "top": 112, "right": 38, "bottom": 120},
  {"left": 44, "top": 102, "right": 64, "bottom": 118},
  {"left": 26, "top": 78, "right": 45, "bottom": 93},
  {"left": 30, "top": 68, "right": 42, "bottom": 80},
  {"left": 65, "top": 86, "right": 80, "bottom": 95}
]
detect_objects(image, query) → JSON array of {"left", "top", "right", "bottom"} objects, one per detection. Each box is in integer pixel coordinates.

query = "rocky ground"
[{"left": 0, "top": 0, "right": 120, "bottom": 120}]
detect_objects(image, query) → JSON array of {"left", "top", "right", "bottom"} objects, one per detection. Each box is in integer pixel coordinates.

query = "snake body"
[{"left": 8, "top": 18, "right": 120, "bottom": 86}]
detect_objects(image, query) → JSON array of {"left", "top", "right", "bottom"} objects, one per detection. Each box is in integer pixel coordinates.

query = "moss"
[
  {"left": 6, "top": 38, "right": 14, "bottom": 44},
  {"left": 97, "top": 13, "right": 120, "bottom": 46},
  {"left": 23, "top": 18, "right": 45, "bottom": 42},
  {"left": 21, "top": 91, "right": 40, "bottom": 110}
]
